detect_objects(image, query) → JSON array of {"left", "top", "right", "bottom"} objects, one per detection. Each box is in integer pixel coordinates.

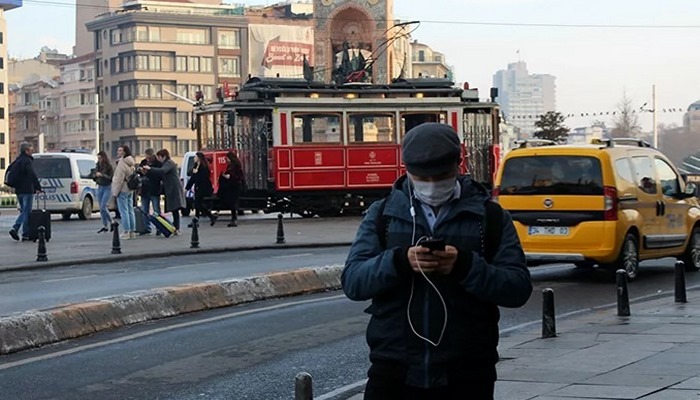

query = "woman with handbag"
[
  {"left": 93, "top": 151, "right": 114, "bottom": 233},
  {"left": 217, "top": 151, "right": 245, "bottom": 227},
  {"left": 111, "top": 145, "right": 136, "bottom": 239}
]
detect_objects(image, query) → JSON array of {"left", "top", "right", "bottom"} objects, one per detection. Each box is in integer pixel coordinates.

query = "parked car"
[
  {"left": 493, "top": 137, "right": 700, "bottom": 280},
  {"left": 32, "top": 150, "right": 99, "bottom": 220}
]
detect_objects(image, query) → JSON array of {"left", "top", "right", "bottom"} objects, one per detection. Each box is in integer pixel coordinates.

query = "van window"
[
  {"left": 614, "top": 158, "right": 635, "bottom": 184},
  {"left": 185, "top": 155, "right": 196, "bottom": 176},
  {"left": 655, "top": 158, "right": 680, "bottom": 197},
  {"left": 77, "top": 160, "right": 96, "bottom": 179},
  {"left": 500, "top": 156, "right": 603, "bottom": 195},
  {"left": 631, "top": 156, "right": 657, "bottom": 195},
  {"left": 33, "top": 158, "right": 72, "bottom": 179}
]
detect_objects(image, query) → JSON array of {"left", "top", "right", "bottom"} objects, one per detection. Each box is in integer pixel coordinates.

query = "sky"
[{"left": 6, "top": 0, "right": 700, "bottom": 131}]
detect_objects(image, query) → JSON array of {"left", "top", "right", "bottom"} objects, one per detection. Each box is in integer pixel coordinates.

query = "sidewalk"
[
  {"left": 0, "top": 213, "right": 361, "bottom": 271},
  {"left": 347, "top": 290, "right": 700, "bottom": 399}
]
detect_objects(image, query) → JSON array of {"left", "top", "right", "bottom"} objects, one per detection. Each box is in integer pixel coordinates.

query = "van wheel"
[
  {"left": 616, "top": 234, "right": 640, "bottom": 281},
  {"left": 61, "top": 212, "right": 72, "bottom": 220},
  {"left": 78, "top": 197, "right": 93, "bottom": 220},
  {"left": 681, "top": 227, "right": 700, "bottom": 272}
]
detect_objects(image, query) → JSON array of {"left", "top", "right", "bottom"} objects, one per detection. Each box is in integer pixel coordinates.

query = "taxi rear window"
[
  {"left": 33, "top": 158, "right": 72, "bottom": 179},
  {"left": 500, "top": 155, "right": 603, "bottom": 195}
]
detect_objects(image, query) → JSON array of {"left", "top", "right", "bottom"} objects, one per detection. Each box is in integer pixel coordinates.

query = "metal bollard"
[
  {"left": 276, "top": 213, "right": 286, "bottom": 244},
  {"left": 675, "top": 260, "right": 687, "bottom": 303},
  {"left": 616, "top": 269, "right": 630, "bottom": 316},
  {"left": 294, "top": 372, "right": 313, "bottom": 400},
  {"left": 36, "top": 226, "right": 48, "bottom": 262},
  {"left": 111, "top": 221, "right": 122, "bottom": 254},
  {"left": 542, "top": 288, "right": 556, "bottom": 338},
  {"left": 190, "top": 217, "right": 200, "bottom": 249}
]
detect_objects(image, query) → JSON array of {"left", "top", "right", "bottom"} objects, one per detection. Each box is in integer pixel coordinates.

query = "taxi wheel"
[
  {"left": 78, "top": 197, "right": 93, "bottom": 220},
  {"left": 618, "top": 234, "right": 639, "bottom": 281},
  {"left": 681, "top": 227, "right": 700, "bottom": 272}
]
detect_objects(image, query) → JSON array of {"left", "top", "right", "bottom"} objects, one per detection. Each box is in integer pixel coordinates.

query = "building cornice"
[{"left": 86, "top": 12, "right": 247, "bottom": 31}]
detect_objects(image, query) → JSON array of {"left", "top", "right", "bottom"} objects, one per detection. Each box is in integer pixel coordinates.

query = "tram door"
[{"left": 234, "top": 112, "right": 272, "bottom": 192}]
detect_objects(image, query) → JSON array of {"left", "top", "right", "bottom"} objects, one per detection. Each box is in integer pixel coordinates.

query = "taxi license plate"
[{"left": 528, "top": 226, "right": 569, "bottom": 236}]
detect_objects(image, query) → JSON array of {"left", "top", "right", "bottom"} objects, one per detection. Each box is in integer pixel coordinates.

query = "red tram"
[{"left": 194, "top": 77, "right": 501, "bottom": 217}]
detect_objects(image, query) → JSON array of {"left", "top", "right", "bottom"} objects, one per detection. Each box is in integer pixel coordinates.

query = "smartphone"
[{"left": 420, "top": 238, "right": 445, "bottom": 252}]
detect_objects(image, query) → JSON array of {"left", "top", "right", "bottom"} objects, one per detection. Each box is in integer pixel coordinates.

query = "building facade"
[
  {"left": 0, "top": 0, "right": 21, "bottom": 180},
  {"left": 9, "top": 78, "right": 61, "bottom": 153},
  {"left": 493, "top": 61, "right": 556, "bottom": 137},
  {"left": 411, "top": 40, "right": 451, "bottom": 80},
  {"left": 59, "top": 53, "right": 97, "bottom": 150},
  {"left": 86, "top": 0, "right": 251, "bottom": 161},
  {"left": 684, "top": 100, "right": 700, "bottom": 134}
]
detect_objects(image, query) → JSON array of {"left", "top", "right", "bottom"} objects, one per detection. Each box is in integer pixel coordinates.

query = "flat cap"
[{"left": 402, "top": 123, "right": 461, "bottom": 177}]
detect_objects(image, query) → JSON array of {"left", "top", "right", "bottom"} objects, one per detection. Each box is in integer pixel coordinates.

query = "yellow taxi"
[{"left": 493, "top": 138, "right": 700, "bottom": 280}]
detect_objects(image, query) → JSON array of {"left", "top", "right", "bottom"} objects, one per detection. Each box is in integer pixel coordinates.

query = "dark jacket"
[
  {"left": 93, "top": 161, "right": 114, "bottom": 187},
  {"left": 218, "top": 162, "right": 245, "bottom": 206},
  {"left": 342, "top": 175, "right": 532, "bottom": 388},
  {"left": 185, "top": 164, "right": 213, "bottom": 197},
  {"left": 146, "top": 159, "right": 185, "bottom": 212},
  {"left": 11, "top": 153, "right": 42, "bottom": 195},
  {"left": 139, "top": 158, "right": 162, "bottom": 197}
]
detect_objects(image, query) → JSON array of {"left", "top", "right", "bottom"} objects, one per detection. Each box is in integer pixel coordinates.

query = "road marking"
[
  {"left": 41, "top": 275, "right": 98, "bottom": 283},
  {"left": 165, "top": 262, "right": 219, "bottom": 270},
  {"left": 316, "top": 379, "right": 368, "bottom": 400},
  {"left": 0, "top": 294, "right": 347, "bottom": 371},
  {"left": 272, "top": 253, "right": 314, "bottom": 259}
]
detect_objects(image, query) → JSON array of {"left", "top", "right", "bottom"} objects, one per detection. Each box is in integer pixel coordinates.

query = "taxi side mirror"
[{"left": 684, "top": 182, "right": 697, "bottom": 197}]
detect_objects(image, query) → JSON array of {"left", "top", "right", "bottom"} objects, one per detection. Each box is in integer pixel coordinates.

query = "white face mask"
[{"left": 411, "top": 176, "right": 457, "bottom": 207}]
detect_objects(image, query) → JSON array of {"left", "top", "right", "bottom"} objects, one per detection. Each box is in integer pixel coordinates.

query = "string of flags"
[{"left": 504, "top": 107, "right": 688, "bottom": 120}]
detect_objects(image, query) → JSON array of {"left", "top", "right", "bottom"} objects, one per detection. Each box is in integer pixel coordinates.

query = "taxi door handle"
[{"left": 656, "top": 200, "right": 666, "bottom": 216}]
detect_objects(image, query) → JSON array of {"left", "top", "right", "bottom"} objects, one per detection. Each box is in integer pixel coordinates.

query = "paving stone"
[
  {"left": 494, "top": 381, "right": 565, "bottom": 400},
  {"left": 638, "top": 388, "right": 700, "bottom": 399},
  {"left": 499, "top": 367, "right": 597, "bottom": 384},
  {"left": 644, "top": 324, "right": 700, "bottom": 335},
  {"left": 583, "top": 371, "right": 684, "bottom": 388},
  {"left": 547, "top": 384, "right": 659, "bottom": 399},
  {"left": 614, "top": 359, "right": 700, "bottom": 377},
  {"left": 596, "top": 333, "right": 698, "bottom": 343},
  {"left": 671, "top": 376, "right": 700, "bottom": 390}
]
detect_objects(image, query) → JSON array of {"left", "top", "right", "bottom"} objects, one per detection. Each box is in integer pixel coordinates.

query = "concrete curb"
[
  {"left": 1, "top": 242, "right": 353, "bottom": 273},
  {"left": 0, "top": 264, "right": 344, "bottom": 355}
]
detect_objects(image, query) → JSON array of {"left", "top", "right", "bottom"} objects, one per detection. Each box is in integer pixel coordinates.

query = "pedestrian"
[
  {"left": 141, "top": 149, "right": 186, "bottom": 235},
  {"left": 138, "top": 148, "right": 162, "bottom": 235},
  {"left": 217, "top": 151, "right": 245, "bottom": 227},
  {"left": 92, "top": 151, "right": 114, "bottom": 233},
  {"left": 342, "top": 123, "right": 532, "bottom": 400},
  {"left": 111, "top": 145, "right": 136, "bottom": 239},
  {"left": 6, "top": 142, "right": 42, "bottom": 241},
  {"left": 185, "top": 151, "right": 214, "bottom": 227}
]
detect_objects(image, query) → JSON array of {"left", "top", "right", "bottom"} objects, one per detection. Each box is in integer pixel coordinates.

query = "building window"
[
  {"left": 218, "top": 30, "right": 240, "bottom": 49},
  {"left": 0, "top": 83, "right": 4, "bottom": 94},
  {"left": 0, "top": 132, "right": 4, "bottom": 144},
  {"left": 201, "top": 57, "right": 213, "bottom": 73},
  {"left": 0, "top": 32, "right": 4, "bottom": 44},
  {"left": 95, "top": 32, "right": 101, "bottom": 50},
  {"left": 176, "top": 56, "right": 187, "bottom": 72},
  {"left": 176, "top": 28, "right": 208, "bottom": 45},
  {"left": 152, "top": 112, "right": 163, "bottom": 128},
  {"left": 418, "top": 50, "right": 425, "bottom": 62},
  {"left": 135, "top": 55, "right": 148, "bottom": 70},
  {"left": 188, "top": 57, "right": 200, "bottom": 72},
  {"left": 0, "top": 158, "right": 5, "bottom": 170},
  {"left": 176, "top": 112, "right": 190, "bottom": 128},
  {"left": 0, "top": 57, "right": 4, "bottom": 69},
  {"left": 150, "top": 84, "right": 163, "bottom": 99},
  {"left": 149, "top": 55, "right": 161, "bottom": 71},
  {"left": 0, "top": 108, "right": 4, "bottom": 120},
  {"left": 177, "top": 84, "right": 188, "bottom": 98},
  {"left": 177, "top": 140, "right": 190, "bottom": 156},
  {"left": 218, "top": 57, "right": 240, "bottom": 77}
]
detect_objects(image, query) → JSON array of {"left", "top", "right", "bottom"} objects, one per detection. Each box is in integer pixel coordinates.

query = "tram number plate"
[{"left": 528, "top": 226, "right": 569, "bottom": 236}]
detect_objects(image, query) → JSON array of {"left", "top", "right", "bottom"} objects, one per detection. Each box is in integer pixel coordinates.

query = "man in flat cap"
[{"left": 343, "top": 123, "right": 532, "bottom": 400}]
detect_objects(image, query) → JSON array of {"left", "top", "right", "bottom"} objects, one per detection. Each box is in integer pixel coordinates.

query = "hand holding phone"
[{"left": 420, "top": 238, "right": 446, "bottom": 253}]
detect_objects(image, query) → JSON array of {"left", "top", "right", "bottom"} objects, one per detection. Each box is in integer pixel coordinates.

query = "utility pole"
[
  {"left": 95, "top": 92, "right": 100, "bottom": 154},
  {"left": 652, "top": 84, "right": 658, "bottom": 148}
]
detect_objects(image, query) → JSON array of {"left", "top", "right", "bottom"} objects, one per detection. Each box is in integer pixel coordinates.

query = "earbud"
[{"left": 410, "top": 206, "right": 415, "bottom": 217}]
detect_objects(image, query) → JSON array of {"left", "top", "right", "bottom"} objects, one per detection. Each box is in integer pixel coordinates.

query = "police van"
[{"left": 33, "top": 150, "right": 99, "bottom": 220}]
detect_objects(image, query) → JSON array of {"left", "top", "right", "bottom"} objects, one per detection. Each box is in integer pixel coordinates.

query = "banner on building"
[{"left": 248, "top": 25, "right": 314, "bottom": 78}]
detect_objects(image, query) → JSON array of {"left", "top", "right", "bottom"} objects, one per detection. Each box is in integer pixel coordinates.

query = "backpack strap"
[{"left": 483, "top": 201, "right": 504, "bottom": 263}]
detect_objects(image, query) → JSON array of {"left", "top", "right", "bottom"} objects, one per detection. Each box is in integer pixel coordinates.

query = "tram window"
[
  {"left": 348, "top": 113, "right": 395, "bottom": 143},
  {"left": 293, "top": 114, "right": 341, "bottom": 144},
  {"left": 400, "top": 113, "right": 446, "bottom": 136}
]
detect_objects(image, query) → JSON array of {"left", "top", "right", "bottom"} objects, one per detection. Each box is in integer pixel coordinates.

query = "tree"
[
  {"left": 533, "top": 111, "right": 569, "bottom": 142},
  {"left": 611, "top": 91, "right": 641, "bottom": 138}
]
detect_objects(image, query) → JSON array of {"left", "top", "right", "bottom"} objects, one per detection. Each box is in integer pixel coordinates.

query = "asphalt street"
[
  {"left": 1, "top": 258, "right": 697, "bottom": 400},
  {"left": 0, "top": 247, "right": 350, "bottom": 316}
]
